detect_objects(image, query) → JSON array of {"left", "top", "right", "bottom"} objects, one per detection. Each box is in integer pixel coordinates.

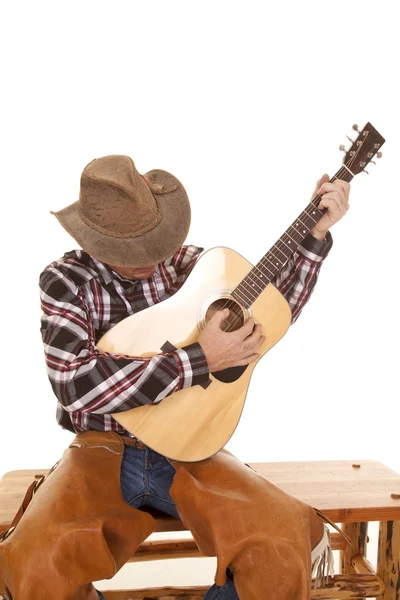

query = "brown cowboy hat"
[{"left": 51, "top": 155, "right": 191, "bottom": 267}]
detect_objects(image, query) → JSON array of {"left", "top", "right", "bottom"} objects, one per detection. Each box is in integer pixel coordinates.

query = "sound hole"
[
  {"left": 204, "top": 298, "right": 249, "bottom": 383},
  {"left": 205, "top": 298, "right": 245, "bottom": 332}
]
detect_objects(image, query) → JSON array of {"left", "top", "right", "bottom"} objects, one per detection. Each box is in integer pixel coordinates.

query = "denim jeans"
[{"left": 96, "top": 444, "right": 239, "bottom": 600}]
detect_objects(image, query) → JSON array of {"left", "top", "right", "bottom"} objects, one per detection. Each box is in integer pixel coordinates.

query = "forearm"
[
  {"left": 40, "top": 265, "right": 209, "bottom": 419},
  {"left": 273, "top": 231, "right": 333, "bottom": 323},
  {"left": 45, "top": 341, "right": 209, "bottom": 415}
]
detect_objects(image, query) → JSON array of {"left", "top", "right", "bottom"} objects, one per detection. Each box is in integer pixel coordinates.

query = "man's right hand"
[{"left": 197, "top": 309, "right": 265, "bottom": 372}]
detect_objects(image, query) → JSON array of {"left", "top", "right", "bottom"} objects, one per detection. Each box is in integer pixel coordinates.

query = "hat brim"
[{"left": 52, "top": 169, "right": 191, "bottom": 267}]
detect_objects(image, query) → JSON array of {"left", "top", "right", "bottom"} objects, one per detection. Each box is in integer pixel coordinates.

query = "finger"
[
  {"left": 245, "top": 323, "right": 262, "bottom": 344},
  {"left": 237, "top": 317, "right": 255, "bottom": 340},
  {"left": 318, "top": 180, "right": 350, "bottom": 199},
  {"left": 245, "top": 335, "right": 266, "bottom": 352},
  {"left": 315, "top": 174, "right": 330, "bottom": 188},
  {"left": 334, "top": 179, "right": 351, "bottom": 199},
  {"left": 321, "top": 193, "right": 343, "bottom": 210},
  {"left": 256, "top": 334, "right": 266, "bottom": 349},
  {"left": 311, "top": 174, "right": 329, "bottom": 198},
  {"left": 241, "top": 333, "right": 265, "bottom": 359},
  {"left": 318, "top": 195, "right": 345, "bottom": 213},
  {"left": 209, "top": 309, "right": 230, "bottom": 330},
  {"left": 236, "top": 353, "right": 260, "bottom": 366},
  {"left": 247, "top": 323, "right": 261, "bottom": 340}
]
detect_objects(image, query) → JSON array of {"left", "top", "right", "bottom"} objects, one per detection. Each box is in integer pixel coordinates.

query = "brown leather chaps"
[{"left": 0, "top": 431, "right": 327, "bottom": 600}]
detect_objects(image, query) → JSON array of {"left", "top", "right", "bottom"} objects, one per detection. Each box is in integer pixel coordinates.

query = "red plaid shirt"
[{"left": 39, "top": 234, "right": 332, "bottom": 434}]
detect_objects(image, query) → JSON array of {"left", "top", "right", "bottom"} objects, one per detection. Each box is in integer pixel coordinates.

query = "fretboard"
[{"left": 232, "top": 167, "right": 353, "bottom": 309}]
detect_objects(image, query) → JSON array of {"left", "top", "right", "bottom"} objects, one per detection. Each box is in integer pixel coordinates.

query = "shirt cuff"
[
  {"left": 173, "top": 342, "right": 210, "bottom": 388},
  {"left": 298, "top": 230, "right": 333, "bottom": 263}
]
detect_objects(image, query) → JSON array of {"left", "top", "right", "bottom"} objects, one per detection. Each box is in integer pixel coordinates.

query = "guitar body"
[{"left": 97, "top": 247, "right": 292, "bottom": 461}]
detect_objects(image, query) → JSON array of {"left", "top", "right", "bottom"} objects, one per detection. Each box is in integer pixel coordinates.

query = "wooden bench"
[{"left": 1, "top": 460, "right": 400, "bottom": 599}]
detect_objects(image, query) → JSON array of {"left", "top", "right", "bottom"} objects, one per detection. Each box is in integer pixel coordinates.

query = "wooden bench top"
[
  {"left": 1, "top": 460, "right": 400, "bottom": 529},
  {"left": 250, "top": 459, "right": 400, "bottom": 522}
]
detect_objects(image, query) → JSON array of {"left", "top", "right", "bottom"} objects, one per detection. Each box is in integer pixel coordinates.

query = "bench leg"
[
  {"left": 340, "top": 521, "right": 369, "bottom": 574},
  {"left": 377, "top": 520, "right": 400, "bottom": 600},
  {"left": 339, "top": 522, "right": 369, "bottom": 600}
]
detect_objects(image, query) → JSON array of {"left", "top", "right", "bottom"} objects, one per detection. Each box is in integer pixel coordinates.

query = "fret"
[
  {"left": 259, "top": 258, "right": 277, "bottom": 278},
  {"left": 245, "top": 263, "right": 272, "bottom": 290},
  {"left": 237, "top": 281, "right": 258, "bottom": 302},
  {"left": 304, "top": 204, "right": 323, "bottom": 222},
  {"left": 232, "top": 166, "right": 357, "bottom": 307},
  {"left": 252, "top": 264, "right": 270, "bottom": 282},
  {"left": 241, "top": 267, "right": 264, "bottom": 291},
  {"left": 270, "top": 244, "right": 287, "bottom": 264},
  {"left": 283, "top": 230, "right": 297, "bottom": 244},
  {"left": 249, "top": 264, "right": 267, "bottom": 283},
  {"left": 287, "top": 224, "right": 306, "bottom": 245},
  {"left": 311, "top": 194, "right": 323, "bottom": 209},
  {"left": 235, "top": 279, "right": 259, "bottom": 301},
  {"left": 232, "top": 290, "right": 255, "bottom": 309},
  {"left": 335, "top": 170, "right": 353, "bottom": 184},
  {"left": 279, "top": 235, "right": 294, "bottom": 252},
  {"left": 260, "top": 257, "right": 280, "bottom": 276},
  {"left": 255, "top": 260, "right": 275, "bottom": 279},
  {"left": 232, "top": 285, "right": 253, "bottom": 307},
  {"left": 246, "top": 277, "right": 264, "bottom": 294},
  {"left": 302, "top": 211, "right": 318, "bottom": 228},
  {"left": 256, "top": 260, "right": 275, "bottom": 281},
  {"left": 292, "top": 216, "right": 310, "bottom": 235},
  {"left": 275, "top": 240, "right": 292, "bottom": 260},
  {"left": 265, "top": 251, "right": 284, "bottom": 267}
]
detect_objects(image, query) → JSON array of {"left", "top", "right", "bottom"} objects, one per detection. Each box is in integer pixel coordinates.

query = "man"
[
  {"left": 40, "top": 156, "right": 348, "bottom": 432},
  {"left": 25, "top": 155, "right": 352, "bottom": 598}
]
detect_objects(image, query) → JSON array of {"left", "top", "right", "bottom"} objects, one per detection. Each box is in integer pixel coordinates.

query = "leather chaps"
[{"left": 0, "top": 431, "right": 330, "bottom": 600}]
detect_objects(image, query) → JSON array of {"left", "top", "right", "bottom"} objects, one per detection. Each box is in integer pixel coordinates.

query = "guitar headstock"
[{"left": 339, "top": 123, "right": 385, "bottom": 176}]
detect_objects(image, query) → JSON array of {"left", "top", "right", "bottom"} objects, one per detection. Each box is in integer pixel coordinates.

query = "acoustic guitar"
[{"left": 98, "top": 123, "right": 385, "bottom": 462}]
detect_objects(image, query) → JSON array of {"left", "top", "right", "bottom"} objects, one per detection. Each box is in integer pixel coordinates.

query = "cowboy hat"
[{"left": 51, "top": 155, "right": 191, "bottom": 267}]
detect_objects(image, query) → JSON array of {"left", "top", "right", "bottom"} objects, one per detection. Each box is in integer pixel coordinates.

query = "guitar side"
[{"left": 97, "top": 247, "right": 292, "bottom": 461}]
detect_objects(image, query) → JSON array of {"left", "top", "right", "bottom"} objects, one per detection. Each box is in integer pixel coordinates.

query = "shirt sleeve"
[
  {"left": 161, "top": 244, "right": 204, "bottom": 296},
  {"left": 272, "top": 231, "right": 333, "bottom": 323},
  {"left": 39, "top": 268, "right": 210, "bottom": 417}
]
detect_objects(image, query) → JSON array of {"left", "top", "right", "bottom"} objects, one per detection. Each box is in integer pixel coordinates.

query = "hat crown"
[{"left": 79, "top": 155, "right": 161, "bottom": 239}]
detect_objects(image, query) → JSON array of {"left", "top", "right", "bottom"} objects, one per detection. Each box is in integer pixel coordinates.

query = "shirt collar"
[
  {"left": 89, "top": 254, "right": 160, "bottom": 285},
  {"left": 88, "top": 255, "right": 115, "bottom": 285}
]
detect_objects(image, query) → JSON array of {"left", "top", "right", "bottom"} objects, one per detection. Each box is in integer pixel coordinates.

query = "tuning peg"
[
  {"left": 339, "top": 144, "right": 346, "bottom": 152},
  {"left": 376, "top": 151, "right": 383, "bottom": 158},
  {"left": 370, "top": 160, "right": 376, "bottom": 165},
  {"left": 352, "top": 124, "right": 361, "bottom": 133},
  {"left": 363, "top": 170, "right": 369, "bottom": 175},
  {"left": 346, "top": 135, "right": 355, "bottom": 143}
]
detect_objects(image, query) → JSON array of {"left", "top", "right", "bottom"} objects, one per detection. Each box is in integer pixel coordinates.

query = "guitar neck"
[
  {"left": 231, "top": 167, "right": 353, "bottom": 309},
  {"left": 232, "top": 121, "right": 385, "bottom": 309}
]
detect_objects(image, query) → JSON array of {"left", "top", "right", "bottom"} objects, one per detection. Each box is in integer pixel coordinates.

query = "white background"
[{"left": 1, "top": 0, "right": 399, "bottom": 591}]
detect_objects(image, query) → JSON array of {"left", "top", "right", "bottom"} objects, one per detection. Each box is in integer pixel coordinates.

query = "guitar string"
[
  {"left": 217, "top": 199, "right": 327, "bottom": 318},
  {"left": 235, "top": 146, "right": 365, "bottom": 307},
  {"left": 221, "top": 150, "right": 365, "bottom": 335},
  {"left": 234, "top": 202, "right": 323, "bottom": 301},
  {"left": 218, "top": 203, "right": 335, "bottom": 331},
  {"left": 212, "top": 136, "right": 371, "bottom": 336},
  {"left": 221, "top": 139, "right": 369, "bottom": 332},
  {"left": 223, "top": 169, "right": 353, "bottom": 333},
  {"left": 217, "top": 164, "right": 353, "bottom": 334}
]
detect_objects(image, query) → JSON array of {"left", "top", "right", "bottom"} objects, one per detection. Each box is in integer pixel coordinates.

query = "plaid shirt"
[{"left": 39, "top": 233, "right": 332, "bottom": 434}]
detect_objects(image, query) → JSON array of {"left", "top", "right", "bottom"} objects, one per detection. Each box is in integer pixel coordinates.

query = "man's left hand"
[{"left": 310, "top": 174, "right": 350, "bottom": 240}]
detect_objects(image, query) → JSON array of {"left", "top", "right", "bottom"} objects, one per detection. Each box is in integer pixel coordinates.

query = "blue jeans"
[{"left": 96, "top": 444, "right": 239, "bottom": 600}]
